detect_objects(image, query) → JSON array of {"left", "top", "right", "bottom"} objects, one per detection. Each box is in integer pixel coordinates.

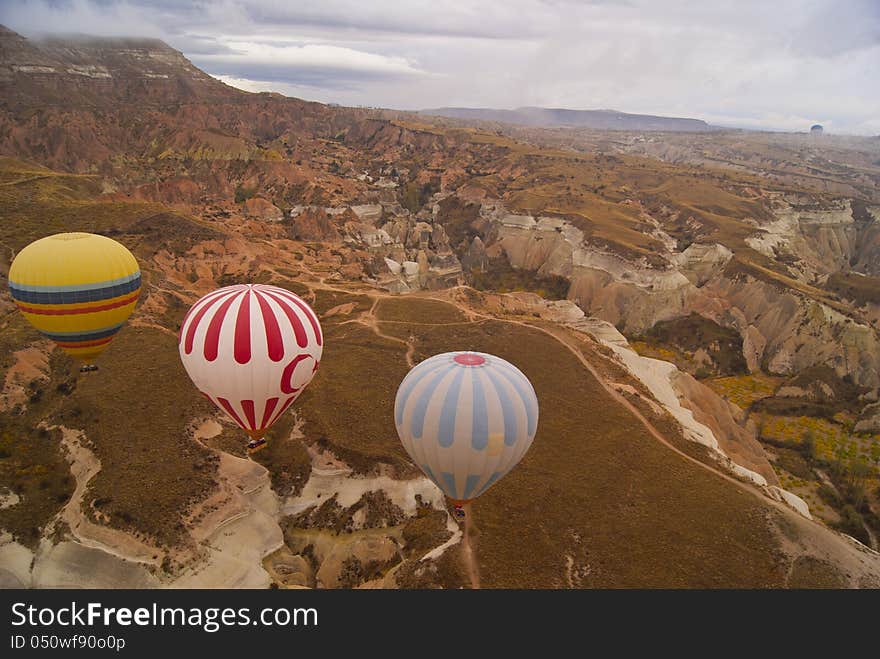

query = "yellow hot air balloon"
[{"left": 8, "top": 232, "right": 141, "bottom": 369}]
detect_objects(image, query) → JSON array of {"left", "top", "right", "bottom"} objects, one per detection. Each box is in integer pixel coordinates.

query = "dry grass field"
[
  {"left": 55, "top": 326, "right": 220, "bottom": 548},
  {"left": 1, "top": 146, "right": 877, "bottom": 586},
  {"left": 376, "top": 296, "right": 791, "bottom": 587}
]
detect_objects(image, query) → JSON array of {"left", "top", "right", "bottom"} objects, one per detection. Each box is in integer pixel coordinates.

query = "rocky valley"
[{"left": 1, "top": 26, "right": 880, "bottom": 588}]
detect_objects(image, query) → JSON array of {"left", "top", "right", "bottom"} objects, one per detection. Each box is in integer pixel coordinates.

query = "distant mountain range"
[
  {"left": 0, "top": 24, "right": 233, "bottom": 108},
  {"left": 419, "top": 106, "right": 711, "bottom": 132},
  {"left": 3, "top": 24, "right": 880, "bottom": 591}
]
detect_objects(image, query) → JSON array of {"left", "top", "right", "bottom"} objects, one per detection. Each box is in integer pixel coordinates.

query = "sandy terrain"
[
  {"left": 0, "top": 531, "right": 34, "bottom": 587},
  {"left": 282, "top": 447, "right": 447, "bottom": 518},
  {"left": 56, "top": 425, "right": 162, "bottom": 565},
  {"left": 169, "top": 419, "right": 282, "bottom": 588},
  {"left": 0, "top": 425, "right": 162, "bottom": 588},
  {"left": 2, "top": 247, "right": 875, "bottom": 587},
  {"left": 277, "top": 444, "right": 462, "bottom": 588},
  {"left": 0, "top": 489, "right": 19, "bottom": 509},
  {"left": 1, "top": 393, "right": 462, "bottom": 589},
  {"left": 0, "top": 341, "right": 52, "bottom": 412},
  {"left": 0, "top": 418, "right": 285, "bottom": 588}
]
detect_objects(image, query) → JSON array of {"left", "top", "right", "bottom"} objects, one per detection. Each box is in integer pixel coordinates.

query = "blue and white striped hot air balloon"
[{"left": 394, "top": 351, "right": 539, "bottom": 504}]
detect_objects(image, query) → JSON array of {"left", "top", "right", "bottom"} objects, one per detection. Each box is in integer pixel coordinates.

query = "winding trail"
[
  {"left": 449, "top": 298, "right": 879, "bottom": 582},
  {"left": 85, "top": 225, "right": 880, "bottom": 584},
  {"left": 455, "top": 296, "right": 774, "bottom": 501},
  {"left": 343, "top": 296, "right": 417, "bottom": 367},
  {"left": 264, "top": 277, "right": 880, "bottom": 579},
  {"left": 321, "top": 283, "right": 786, "bottom": 582},
  {"left": 461, "top": 503, "right": 481, "bottom": 589}
]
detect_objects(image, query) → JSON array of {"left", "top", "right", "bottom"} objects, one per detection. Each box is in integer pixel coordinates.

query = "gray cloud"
[
  {"left": 171, "top": 34, "right": 239, "bottom": 56},
  {"left": 789, "top": 0, "right": 880, "bottom": 58},
  {"left": 1, "top": 0, "right": 878, "bottom": 133}
]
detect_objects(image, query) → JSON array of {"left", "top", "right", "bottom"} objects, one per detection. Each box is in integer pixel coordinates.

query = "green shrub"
[
  {"left": 234, "top": 185, "right": 256, "bottom": 203},
  {"left": 833, "top": 504, "right": 870, "bottom": 545},
  {"left": 817, "top": 483, "right": 839, "bottom": 507}
]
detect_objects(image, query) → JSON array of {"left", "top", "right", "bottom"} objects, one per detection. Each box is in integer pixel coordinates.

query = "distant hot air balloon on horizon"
[
  {"left": 178, "top": 283, "right": 323, "bottom": 453},
  {"left": 8, "top": 232, "right": 141, "bottom": 371},
  {"left": 394, "top": 351, "right": 539, "bottom": 517}
]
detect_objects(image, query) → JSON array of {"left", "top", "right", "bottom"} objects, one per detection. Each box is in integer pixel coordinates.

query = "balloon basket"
[
  {"left": 79, "top": 364, "right": 99, "bottom": 373},
  {"left": 246, "top": 438, "right": 268, "bottom": 454}
]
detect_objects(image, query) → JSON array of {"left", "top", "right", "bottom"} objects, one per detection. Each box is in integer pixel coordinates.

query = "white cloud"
[
  {"left": 194, "top": 41, "right": 424, "bottom": 81},
  {"left": 1, "top": 0, "right": 878, "bottom": 133}
]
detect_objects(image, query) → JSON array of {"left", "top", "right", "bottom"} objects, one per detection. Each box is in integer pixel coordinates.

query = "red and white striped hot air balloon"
[{"left": 178, "top": 284, "right": 323, "bottom": 452}]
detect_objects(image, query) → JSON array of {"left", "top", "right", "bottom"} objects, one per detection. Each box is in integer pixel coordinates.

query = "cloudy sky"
[{"left": 2, "top": 0, "right": 878, "bottom": 133}]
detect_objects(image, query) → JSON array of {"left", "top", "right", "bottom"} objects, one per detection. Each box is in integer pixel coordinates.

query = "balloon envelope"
[
  {"left": 394, "top": 351, "right": 538, "bottom": 504},
  {"left": 8, "top": 232, "right": 141, "bottom": 363},
  {"left": 178, "top": 284, "right": 323, "bottom": 440}
]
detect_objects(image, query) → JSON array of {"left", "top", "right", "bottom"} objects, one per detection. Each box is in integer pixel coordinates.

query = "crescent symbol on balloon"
[{"left": 281, "top": 353, "right": 317, "bottom": 394}]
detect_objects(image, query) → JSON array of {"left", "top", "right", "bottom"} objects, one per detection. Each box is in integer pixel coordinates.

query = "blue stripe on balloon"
[
  {"left": 484, "top": 368, "right": 518, "bottom": 446},
  {"left": 395, "top": 359, "right": 444, "bottom": 425},
  {"left": 394, "top": 357, "right": 449, "bottom": 425},
  {"left": 437, "top": 367, "right": 465, "bottom": 448},
  {"left": 470, "top": 370, "right": 489, "bottom": 451},
  {"left": 411, "top": 364, "right": 455, "bottom": 440},
  {"left": 475, "top": 471, "right": 503, "bottom": 498},
  {"left": 441, "top": 472, "right": 458, "bottom": 499},
  {"left": 9, "top": 271, "right": 141, "bottom": 293},
  {"left": 463, "top": 474, "right": 482, "bottom": 500},
  {"left": 494, "top": 363, "right": 538, "bottom": 436},
  {"left": 421, "top": 464, "right": 438, "bottom": 487},
  {"left": 9, "top": 273, "right": 141, "bottom": 304},
  {"left": 40, "top": 322, "right": 125, "bottom": 342}
]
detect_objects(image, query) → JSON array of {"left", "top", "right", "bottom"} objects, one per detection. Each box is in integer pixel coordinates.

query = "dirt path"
[
  {"left": 291, "top": 281, "right": 877, "bottom": 576},
  {"left": 0, "top": 173, "right": 88, "bottom": 187},
  {"left": 456, "top": 300, "right": 776, "bottom": 501},
  {"left": 343, "top": 296, "right": 416, "bottom": 367},
  {"left": 128, "top": 318, "right": 180, "bottom": 337},
  {"left": 546, "top": 325, "right": 756, "bottom": 492},
  {"left": 134, "top": 231, "right": 880, "bottom": 583},
  {"left": 51, "top": 425, "right": 160, "bottom": 566},
  {"left": 461, "top": 503, "right": 481, "bottom": 589},
  {"left": 452, "top": 302, "right": 880, "bottom": 582}
]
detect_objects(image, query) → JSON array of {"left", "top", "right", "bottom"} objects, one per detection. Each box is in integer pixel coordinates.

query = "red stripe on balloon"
[
  {"left": 260, "top": 397, "right": 279, "bottom": 430},
  {"left": 181, "top": 288, "right": 233, "bottom": 336},
  {"left": 16, "top": 291, "right": 140, "bottom": 316},
  {"left": 268, "top": 395, "right": 297, "bottom": 428},
  {"left": 180, "top": 290, "right": 223, "bottom": 342},
  {"left": 234, "top": 291, "right": 252, "bottom": 364},
  {"left": 264, "top": 292, "right": 307, "bottom": 348},
  {"left": 184, "top": 290, "right": 229, "bottom": 354},
  {"left": 282, "top": 292, "right": 323, "bottom": 347},
  {"left": 204, "top": 292, "right": 241, "bottom": 362},
  {"left": 241, "top": 399, "right": 257, "bottom": 430},
  {"left": 217, "top": 396, "right": 247, "bottom": 430},
  {"left": 55, "top": 336, "right": 114, "bottom": 348},
  {"left": 255, "top": 290, "right": 285, "bottom": 362}
]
